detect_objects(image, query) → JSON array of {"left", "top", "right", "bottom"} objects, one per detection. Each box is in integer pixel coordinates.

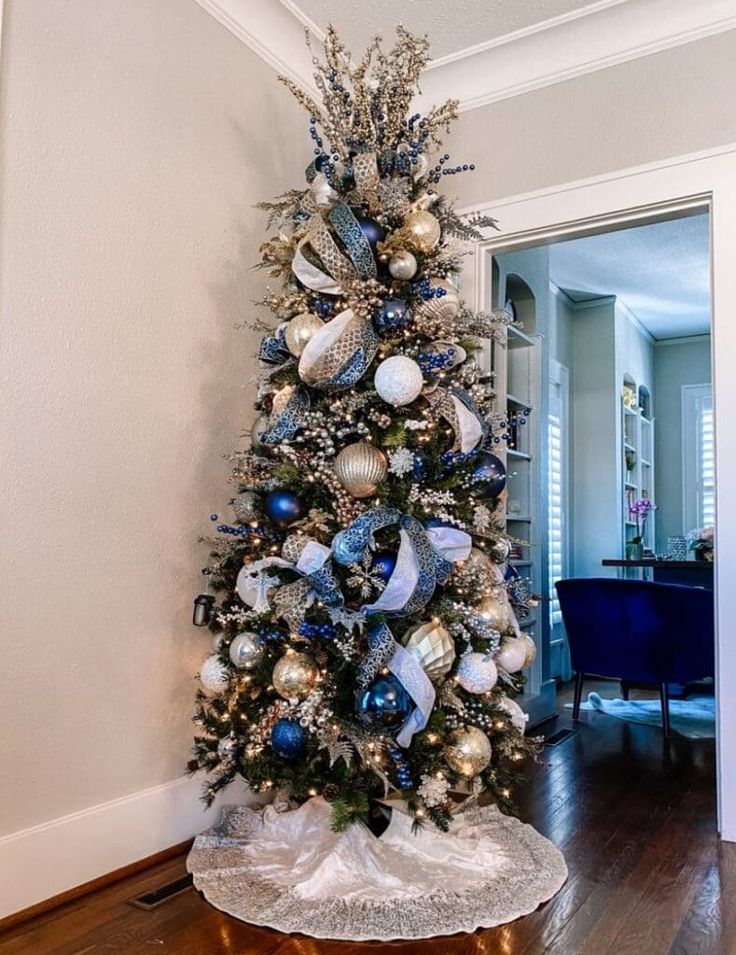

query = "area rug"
[
  {"left": 566, "top": 692, "right": 715, "bottom": 739},
  {"left": 187, "top": 796, "right": 568, "bottom": 940}
]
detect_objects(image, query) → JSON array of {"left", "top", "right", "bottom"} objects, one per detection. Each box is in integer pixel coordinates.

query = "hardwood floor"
[{"left": 2, "top": 680, "right": 730, "bottom": 955}]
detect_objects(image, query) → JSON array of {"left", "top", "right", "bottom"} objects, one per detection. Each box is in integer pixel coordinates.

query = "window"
[
  {"left": 548, "top": 411, "right": 563, "bottom": 628},
  {"left": 682, "top": 384, "right": 715, "bottom": 531}
]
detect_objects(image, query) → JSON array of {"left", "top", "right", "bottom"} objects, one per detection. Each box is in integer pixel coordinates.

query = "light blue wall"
[{"left": 653, "top": 337, "right": 712, "bottom": 551}]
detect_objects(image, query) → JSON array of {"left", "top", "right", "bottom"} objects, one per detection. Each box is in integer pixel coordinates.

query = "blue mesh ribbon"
[{"left": 328, "top": 203, "right": 377, "bottom": 281}]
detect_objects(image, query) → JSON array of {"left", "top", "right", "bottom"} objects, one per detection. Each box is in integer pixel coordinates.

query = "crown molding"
[
  {"left": 416, "top": 0, "right": 736, "bottom": 112},
  {"left": 195, "top": 0, "right": 736, "bottom": 114}
]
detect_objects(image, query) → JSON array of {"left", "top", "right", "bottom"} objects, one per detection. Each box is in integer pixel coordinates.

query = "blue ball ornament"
[
  {"left": 264, "top": 489, "right": 307, "bottom": 528},
  {"left": 370, "top": 551, "right": 397, "bottom": 582},
  {"left": 374, "top": 299, "right": 412, "bottom": 337},
  {"left": 411, "top": 449, "right": 430, "bottom": 482},
  {"left": 357, "top": 674, "right": 412, "bottom": 731},
  {"left": 355, "top": 215, "right": 386, "bottom": 250},
  {"left": 471, "top": 452, "right": 507, "bottom": 499},
  {"left": 505, "top": 563, "right": 520, "bottom": 582},
  {"left": 271, "top": 719, "right": 307, "bottom": 759}
]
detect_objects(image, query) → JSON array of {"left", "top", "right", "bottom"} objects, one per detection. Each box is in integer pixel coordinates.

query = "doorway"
[{"left": 463, "top": 144, "right": 736, "bottom": 838}]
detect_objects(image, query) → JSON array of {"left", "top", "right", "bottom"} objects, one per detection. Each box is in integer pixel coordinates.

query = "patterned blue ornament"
[
  {"left": 357, "top": 674, "right": 412, "bottom": 731},
  {"left": 370, "top": 551, "right": 397, "bottom": 582},
  {"left": 264, "top": 489, "right": 307, "bottom": 528},
  {"left": 271, "top": 719, "right": 307, "bottom": 759},
  {"left": 471, "top": 452, "right": 507, "bottom": 499},
  {"left": 374, "top": 299, "right": 412, "bottom": 337},
  {"left": 354, "top": 215, "right": 385, "bottom": 249}
]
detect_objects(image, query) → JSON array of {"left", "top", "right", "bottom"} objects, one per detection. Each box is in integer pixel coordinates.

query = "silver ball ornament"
[
  {"left": 488, "top": 538, "right": 512, "bottom": 563},
  {"left": 403, "top": 210, "right": 441, "bottom": 253},
  {"left": 228, "top": 632, "right": 262, "bottom": 670},
  {"left": 334, "top": 442, "right": 387, "bottom": 498},
  {"left": 444, "top": 726, "right": 492, "bottom": 778},
  {"left": 199, "top": 654, "right": 229, "bottom": 694},
  {"left": 374, "top": 355, "right": 424, "bottom": 407},
  {"left": 284, "top": 313, "right": 324, "bottom": 357},
  {"left": 272, "top": 651, "right": 319, "bottom": 700},
  {"left": 456, "top": 652, "right": 498, "bottom": 693},
  {"left": 232, "top": 491, "right": 260, "bottom": 523},
  {"left": 403, "top": 620, "right": 456, "bottom": 680},
  {"left": 388, "top": 250, "right": 418, "bottom": 280},
  {"left": 251, "top": 413, "right": 270, "bottom": 451},
  {"left": 217, "top": 734, "right": 239, "bottom": 760}
]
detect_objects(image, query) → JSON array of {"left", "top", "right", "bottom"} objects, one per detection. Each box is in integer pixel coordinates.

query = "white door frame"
[{"left": 460, "top": 143, "right": 736, "bottom": 840}]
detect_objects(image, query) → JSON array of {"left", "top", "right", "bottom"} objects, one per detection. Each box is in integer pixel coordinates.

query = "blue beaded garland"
[{"left": 271, "top": 719, "right": 307, "bottom": 759}]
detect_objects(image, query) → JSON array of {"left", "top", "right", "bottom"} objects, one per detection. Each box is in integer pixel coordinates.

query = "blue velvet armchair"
[{"left": 555, "top": 578, "right": 715, "bottom": 736}]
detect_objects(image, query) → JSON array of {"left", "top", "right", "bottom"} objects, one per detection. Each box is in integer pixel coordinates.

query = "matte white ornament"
[
  {"left": 403, "top": 621, "right": 456, "bottom": 680},
  {"left": 374, "top": 356, "right": 424, "bottom": 407},
  {"left": 495, "top": 638, "right": 527, "bottom": 675},
  {"left": 229, "top": 632, "right": 262, "bottom": 670},
  {"left": 456, "top": 652, "right": 498, "bottom": 694},
  {"left": 199, "top": 654, "right": 229, "bottom": 694},
  {"left": 497, "top": 696, "right": 529, "bottom": 734}
]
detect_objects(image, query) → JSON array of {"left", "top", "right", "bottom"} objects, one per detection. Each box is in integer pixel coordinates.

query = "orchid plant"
[{"left": 629, "top": 498, "right": 657, "bottom": 544}]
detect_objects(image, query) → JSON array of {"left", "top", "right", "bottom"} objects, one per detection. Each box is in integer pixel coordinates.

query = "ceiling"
[
  {"left": 549, "top": 212, "right": 711, "bottom": 340},
  {"left": 285, "top": 0, "right": 604, "bottom": 60}
]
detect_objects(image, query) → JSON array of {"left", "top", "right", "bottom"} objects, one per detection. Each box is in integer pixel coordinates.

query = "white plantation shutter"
[
  {"left": 700, "top": 396, "right": 715, "bottom": 527},
  {"left": 682, "top": 384, "right": 715, "bottom": 531},
  {"left": 548, "top": 412, "right": 563, "bottom": 627}
]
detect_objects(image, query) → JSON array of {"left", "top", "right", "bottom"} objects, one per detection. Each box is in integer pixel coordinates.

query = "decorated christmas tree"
[{"left": 189, "top": 26, "right": 540, "bottom": 834}]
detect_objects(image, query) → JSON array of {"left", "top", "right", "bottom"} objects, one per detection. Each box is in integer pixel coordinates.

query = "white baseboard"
[{"left": 0, "top": 775, "right": 245, "bottom": 920}]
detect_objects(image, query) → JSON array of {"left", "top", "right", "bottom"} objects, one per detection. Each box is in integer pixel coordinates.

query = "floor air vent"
[
  {"left": 544, "top": 728, "right": 578, "bottom": 747},
  {"left": 129, "top": 873, "right": 193, "bottom": 910}
]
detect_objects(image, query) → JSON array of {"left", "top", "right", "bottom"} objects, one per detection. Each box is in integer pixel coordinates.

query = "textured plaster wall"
[
  {"left": 447, "top": 30, "right": 736, "bottom": 207},
  {"left": 0, "top": 0, "right": 304, "bottom": 836}
]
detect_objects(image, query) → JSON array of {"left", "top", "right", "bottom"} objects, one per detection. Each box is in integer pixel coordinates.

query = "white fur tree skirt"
[{"left": 187, "top": 797, "right": 567, "bottom": 940}]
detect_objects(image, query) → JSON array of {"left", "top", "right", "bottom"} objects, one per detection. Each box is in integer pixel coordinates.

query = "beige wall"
[
  {"left": 447, "top": 30, "right": 736, "bottom": 207},
  {"left": 0, "top": 0, "right": 304, "bottom": 836}
]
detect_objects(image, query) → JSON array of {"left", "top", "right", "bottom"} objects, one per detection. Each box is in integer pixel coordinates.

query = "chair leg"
[
  {"left": 621, "top": 680, "right": 630, "bottom": 701},
  {"left": 572, "top": 672, "right": 585, "bottom": 720},
  {"left": 660, "top": 682, "right": 671, "bottom": 738}
]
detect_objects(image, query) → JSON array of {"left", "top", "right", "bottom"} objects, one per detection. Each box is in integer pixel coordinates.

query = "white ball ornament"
[
  {"left": 456, "top": 652, "right": 498, "bottom": 693},
  {"left": 374, "top": 355, "right": 424, "bottom": 407},
  {"left": 497, "top": 696, "right": 528, "bottom": 734},
  {"left": 199, "top": 655, "right": 229, "bottom": 694},
  {"left": 495, "top": 638, "right": 527, "bottom": 674}
]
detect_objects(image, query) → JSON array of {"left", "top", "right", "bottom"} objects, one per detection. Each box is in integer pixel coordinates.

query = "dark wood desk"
[{"left": 602, "top": 558, "right": 714, "bottom": 588}]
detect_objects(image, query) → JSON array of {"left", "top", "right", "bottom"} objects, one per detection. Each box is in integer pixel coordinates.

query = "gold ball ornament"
[
  {"left": 403, "top": 210, "right": 441, "bottom": 253},
  {"left": 478, "top": 594, "right": 513, "bottom": 634},
  {"left": 403, "top": 620, "right": 456, "bottom": 680},
  {"left": 284, "top": 313, "right": 324, "bottom": 357},
  {"left": 495, "top": 638, "right": 527, "bottom": 674},
  {"left": 272, "top": 651, "right": 319, "bottom": 701},
  {"left": 334, "top": 442, "right": 388, "bottom": 498},
  {"left": 519, "top": 633, "right": 537, "bottom": 668},
  {"left": 444, "top": 726, "right": 492, "bottom": 778}
]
